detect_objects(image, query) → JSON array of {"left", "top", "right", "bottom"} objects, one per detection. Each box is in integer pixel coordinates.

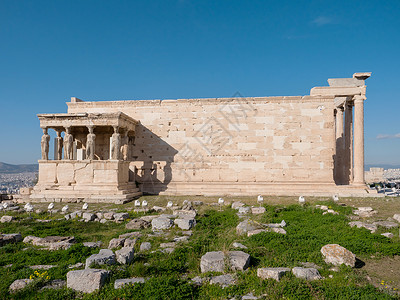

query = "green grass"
[{"left": 0, "top": 199, "right": 399, "bottom": 299}]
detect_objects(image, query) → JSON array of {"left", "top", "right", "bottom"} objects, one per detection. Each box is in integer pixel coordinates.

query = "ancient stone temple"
[{"left": 30, "top": 72, "right": 374, "bottom": 203}]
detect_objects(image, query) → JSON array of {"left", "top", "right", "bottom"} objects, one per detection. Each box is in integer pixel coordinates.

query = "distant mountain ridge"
[{"left": 0, "top": 162, "right": 38, "bottom": 173}]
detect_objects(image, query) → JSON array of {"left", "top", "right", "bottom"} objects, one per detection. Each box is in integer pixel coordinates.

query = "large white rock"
[
  {"left": 174, "top": 218, "right": 195, "bottom": 230},
  {"left": 257, "top": 267, "right": 291, "bottom": 281},
  {"left": 247, "top": 229, "right": 267, "bottom": 237},
  {"left": 200, "top": 251, "right": 251, "bottom": 273},
  {"left": 227, "top": 251, "right": 250, "bottom": 271},
  {"left": 232, "top": 242, "right": 247, "bottom": 249},
  {"left": 251, "top": 207, "right": 266, "bottom": 214},
  {"left": 114, "top": 213, "right": 129, "bottom": 222},
  {"left": 115, "top": 247, "right": 135, "bottom": 264},
  {"left": 348, "top": 221, "right": 377, "bottom": 233},
  {"left": 67, "top": 269, "right": 110, "bottom": 293},
  {"left": 85, "top": 249, "right": 116, "bottom": 269},
  {"left": 114, "top": 277, "right": 145, "bottom": 289},
  {"left": 140, "top": 242, "right": 151, "bottom": 251},
  {"left": 292, "top": 267, "right": 322, "bottom": 280},
  {"left": 108, "top": 238, "right": 126, "bottom": 249},
  {"left": 0, "top": 233, "right": 22, "bottom": 247},
  {"left": 103, "top": 212, "right": 114, "bottom": 220},
  {"left": 381, "top": 232, "right": 394, "bottom": 238},
  {"left": 232, "top": 202, "right": 245, "bottom": 210},
  {"left": 83, "top": 241, "right": 102, "bottom": 248},
  {"left": 23, "top": 235, "right": 75, "bottom": 250},
  {"left": 9, "top": 279, "right": 33, "bottom": 292},
  {"left": 200, "top": 251, "right": 225, "bottom": 273},
  {"left": 357, "top": 207, "right": 374, "bottom": 212},
  {"left": 1, "top": 215, "right": 14, "bottom": 223},
  {"left": 152, "top": 217, "right": 173, "bottom": 230},
  {"left": 321, "top": 244, "right": 356, "bottom": 267},
  {"left": 353, "top": 207, "right": 377, "bottom": 218},
  {"left": 175, "top": 210, "right": 197, "bottom": 219},
  {"left": 373, "top": 221, "right": 399, "bottom": 229},
  {"left": 269, "top": 227, "right": 287, "bottom": 234},
  {"left": 124, "top": 238, "right": 136, "bottom": 248},
  {"left": 82, "top": 212, "right": 96, "bottom": 221},
  {"left": 236, "top": 219, "right": 257, "bottom": 235},
  {"left": 238, "top": 207, "right": 251, "bottom": 214},
  {"left": 393, "top": 214, "right": 400, "bottom": 223},
  {"left": 209, "top": 274, "right": 235, "bottom": 288},
  {"left": 126, "top": 219, "right": 150, "bottom": 230}
]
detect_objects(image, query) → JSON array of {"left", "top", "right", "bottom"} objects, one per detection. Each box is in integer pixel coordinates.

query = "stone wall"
[
  {"left": 31, "top": 160, "right": 140, "bottom": 203},
  {"left": 67, "top": 95, "right": 336, "bottom": 195}
]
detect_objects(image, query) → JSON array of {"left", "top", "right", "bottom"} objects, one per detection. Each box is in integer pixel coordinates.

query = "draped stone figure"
[
  {"left": 64, "top": 127, "right": 74, "bottom": 160},
  {"left": 121, "top": 131, "right": 129, "bottom": 161},
  {"left": 55, "top": 129, "right": 63, "bottom": 160},
  {"left": 86, "top": 126, "right": 96, "bottom": 160},
  {"left": 111, "top": 126, "right": 121, "bottom": 160},
  {"left": 40, "top": 128, "right": 50, "bottom": 160}
]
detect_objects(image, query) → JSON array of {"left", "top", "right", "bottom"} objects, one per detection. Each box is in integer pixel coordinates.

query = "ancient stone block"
[
  {"left": 257, "top": 267, "right": 291, "bottom": 281},
  {"left": 67, "top": 269, "right": 110, "bottom": 293}
]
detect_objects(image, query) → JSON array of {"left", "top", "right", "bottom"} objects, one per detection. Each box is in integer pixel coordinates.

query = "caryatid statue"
[
  {"left": 55, "top": 129, "right": 63, "bottom": 160},
  {"left": 86, "top": 126, "right": 96, "bottom": 160},
  {"left": 121, "top": 130, "right": 129, "bottom": 161},
  {"left": 64, "top": 127, "right": 74, "bottom": 160},
  {"left": 40, "top": 127, "right": 50, "bottom": 160},
  {"left": 111, "top": 126, "right": 121, "bottom": 160}
]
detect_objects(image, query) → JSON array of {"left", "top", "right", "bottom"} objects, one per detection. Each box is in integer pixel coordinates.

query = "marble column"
[
  {"left": 86, "top": 126, "right": 96, "bottom": 160},
  {"left": 353, "top": 95, "right": 365, "bottom": 185},
  {"left": 54, "top": 129, "right": 63, "bottom": 160},
  {"left": 344, "top": 102, "right": 353, "bottom": 184},
  {"left": 335, "top": 106, "right": 344, "bottom": 184}
]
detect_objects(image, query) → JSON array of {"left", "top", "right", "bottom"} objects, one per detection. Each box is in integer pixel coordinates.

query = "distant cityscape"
[
  {"left": 0, "top": 172, "right": 37, "bottom": 194},
  {"left": 384, "top": 169, "right": 400, "bottom": 181}
]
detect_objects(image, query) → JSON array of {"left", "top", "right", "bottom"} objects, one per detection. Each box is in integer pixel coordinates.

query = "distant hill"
[
  {"left": 0, "top": 162, "right": 38, "bottom": 173},
  {"left": 365, "top": 164, "right": 400, "bottom": 171}
]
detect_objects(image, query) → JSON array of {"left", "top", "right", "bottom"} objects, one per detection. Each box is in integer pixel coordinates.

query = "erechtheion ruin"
[{"left": 30, "top": 72, "right": 375, "bottom": 203}]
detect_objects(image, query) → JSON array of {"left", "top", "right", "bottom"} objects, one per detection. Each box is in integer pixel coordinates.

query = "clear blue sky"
[{"left": 0, "top": 0, "right": 399, "bottom": 165}]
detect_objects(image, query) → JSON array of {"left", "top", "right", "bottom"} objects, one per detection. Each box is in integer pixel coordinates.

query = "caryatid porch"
[{"left": 30, "top": 112, "right": 142, "bottom": 203}]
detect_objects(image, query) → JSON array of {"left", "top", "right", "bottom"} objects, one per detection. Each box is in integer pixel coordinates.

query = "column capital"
[{"left": 353, "top": 95, "right": 366, "bottom": 102}]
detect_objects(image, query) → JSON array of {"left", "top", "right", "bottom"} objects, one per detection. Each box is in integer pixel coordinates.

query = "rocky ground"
[{"left": 0, "top": 195, "right": 400, "bottom": 299}]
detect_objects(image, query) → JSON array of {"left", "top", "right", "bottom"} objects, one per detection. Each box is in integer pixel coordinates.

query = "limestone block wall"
[
  {"left": 37, "top": 160, "right": 131, "bottom": 188},
  {"left": 67, "top": 95, "right": 336, "bottom": 193},
  {"left": 31, "top": 160, "right": 142, "bottom": 202}
]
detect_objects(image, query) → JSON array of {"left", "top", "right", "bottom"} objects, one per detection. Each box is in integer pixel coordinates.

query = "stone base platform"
[
  {"left": 141, "top": 181, "right": 381, "bottom": 198},
  {"left": 30, "top": 160, "right": 142, "bottom": 204},
  {"left": 29, "top": 185, "right": 141, "bottom": 204}
]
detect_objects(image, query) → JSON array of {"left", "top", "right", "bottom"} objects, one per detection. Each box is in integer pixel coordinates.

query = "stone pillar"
[
  {"left": 64, "top": 127, "right": 74, "bottom": 160},
  {"left": 54, "top": 129, "right": 63, "bottom": 160},
  {"left": 344, "top": 103, "right": 353, "bottom": 184},
  {"left": 335, "top": 106, "right": 344, "bottom": 184},
  {"left": 353, "top": 95, "right": 365, "bottom": 185},
  {"left": 86, "top": 126, "right": 96, "bottom": 160},
  {"left": 40, "top": 127, "right": 50, "bottom": 160},
  {"left": 111, "top": 126, "right": 121, "bottom": 160}
]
